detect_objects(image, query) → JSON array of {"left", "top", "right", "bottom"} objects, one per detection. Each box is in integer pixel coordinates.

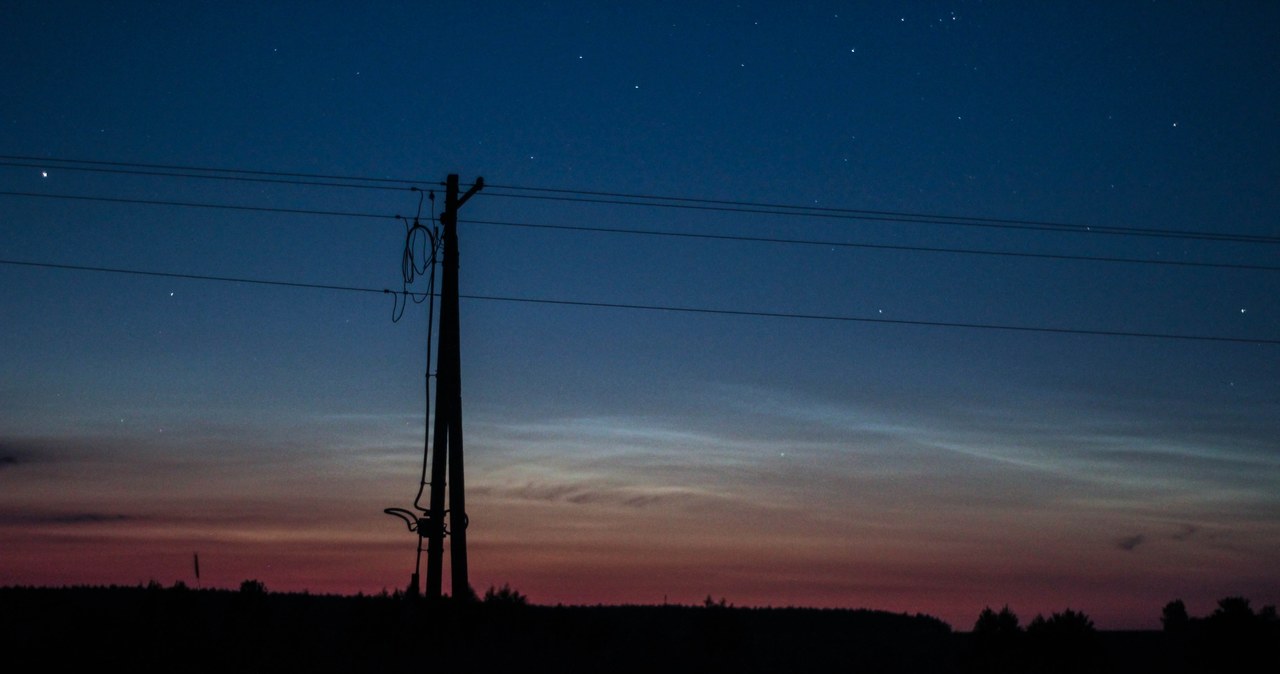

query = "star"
[{"left": 41, "top": 171, "right": 48, "bottom": 178}]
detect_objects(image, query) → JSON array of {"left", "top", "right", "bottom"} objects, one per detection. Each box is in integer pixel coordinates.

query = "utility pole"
[{"left": 424, "top": 174, "right": 483, "bottom": 602}]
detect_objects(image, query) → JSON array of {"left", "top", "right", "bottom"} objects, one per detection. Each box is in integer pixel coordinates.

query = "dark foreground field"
[{"left": 0, "top": 585, "right": 1269, "bottom": 673}]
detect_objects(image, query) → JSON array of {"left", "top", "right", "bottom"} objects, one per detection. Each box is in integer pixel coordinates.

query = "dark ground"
[{"left": 0, "top": 585, "right": 1269, "bottom": 673}]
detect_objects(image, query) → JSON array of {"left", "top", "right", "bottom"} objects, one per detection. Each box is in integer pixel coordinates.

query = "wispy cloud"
[
  {"left": 474, "top": 479, "right": 723, "bottom": 510},
  {"left": 0, "top": 437, "right": 63, "bottom": 465},
  {"left": 0, "top": 511, "right": 136, "bottom": 526},
  {"left": 1116, "top": 534, "right": 1145, "bottom": 551}
]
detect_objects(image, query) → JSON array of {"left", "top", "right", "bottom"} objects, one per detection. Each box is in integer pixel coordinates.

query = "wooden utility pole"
[{"left": 424, "top": 174, "right": 483, "bottom": 602}]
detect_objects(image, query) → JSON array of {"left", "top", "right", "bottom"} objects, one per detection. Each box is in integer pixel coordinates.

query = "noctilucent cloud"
[{"left": 2, "top": 2, "right": 1277, "bottom": 629}]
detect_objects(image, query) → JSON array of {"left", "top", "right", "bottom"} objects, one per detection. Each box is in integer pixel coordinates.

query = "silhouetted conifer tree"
[
  {"left": 969, "top": 606, "right": 1024, "bottom": 673},
  {"left": 483, "top": 583, "right": 528, "bottom": 606},
  {"left": 1161, "top": 599, "right": 1189, "bottom": 633},
  {"left": 1026, "top": 609, "right": 1099, "bottom": 674},
  {"left": 973, "top": 605, "right": 1021, "bottom": 636}
]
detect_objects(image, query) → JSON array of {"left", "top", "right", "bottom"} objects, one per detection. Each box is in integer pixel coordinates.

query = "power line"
[
  {"left": 462, "top": 294, "right": 1277, "bottom": 345},
  {"left": 3, "top": 258, "right": 1275, "bottom": 345},
  {"left": 0, "top": 258, "right": 398, "bottom": 295},
  {"left": 479, "top": 190, "right": 1280, "bottom": 244},
  {"left": 462, "top": 219, "right": 1280, "bottom": 273},
  {"left": 0, "top": 153, "right": 437, "bottom": 187},
  {"left": 1, "top": 191, "right": 1272, "bottom": 272},
  {"left": 0, "top": 190, "right": 396, "bottom": 220},
  {"left": 7, "top": 153, "right": 1277, "bottom": 244},
  {"left": 484, "top": 182, "right": 1264, "bottom": 239},
  {"left": 0, "top": 159, "right": 420, "bottom": 193}
]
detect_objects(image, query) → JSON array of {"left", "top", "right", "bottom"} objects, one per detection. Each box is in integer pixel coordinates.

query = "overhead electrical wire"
[
  {"left": 482, "top": 181, "right": 1280, "bottom": 243},
  {"left": 0, "top": 190, "right": 396, "bottom": 220},
  {"left": 0, "top": 154, "right": 436, "bottom": 187},
  {"left": 391, "top": 187, "right": 439, "bottom": 515},
  {"left": 0, "top": 258, "right": 397, "bottom": 295},
  {"left": 5, "top": 153, "right": 1278, "bottom": 244},
  {"left": 393, "top": 188, "right": 440, "bottom": 323},
  {"left": 2, "top": 258, "right": 1275, "bottom": 345},
  {"left": 0, "top": 159, "right": 419, "bottom": 193},
  {"left": 461, "top": 218, "right": 1280, "bottom": 273},
  {"left": 477, "top": 190, "right": 1280, "bottom": 244},
  {"left": 457, "top": 294, "right": 1277, "bottom": 345},
  {"left": 1, "top": 191, "right": 1273, "bottom": 272}
]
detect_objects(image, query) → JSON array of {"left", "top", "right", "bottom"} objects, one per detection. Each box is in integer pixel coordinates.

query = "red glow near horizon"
[{"left": 3, "top": 498, "right": 1275, "bottom": 632}]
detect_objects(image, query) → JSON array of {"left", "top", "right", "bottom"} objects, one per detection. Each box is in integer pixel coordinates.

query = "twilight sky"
[{"left": 2, "top": 1, "right": 1278, "bottom": 629}]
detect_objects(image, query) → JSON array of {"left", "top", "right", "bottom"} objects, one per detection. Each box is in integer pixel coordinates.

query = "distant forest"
[{"left": 2, "top": 583, "right": 1275, "bottom": 673}]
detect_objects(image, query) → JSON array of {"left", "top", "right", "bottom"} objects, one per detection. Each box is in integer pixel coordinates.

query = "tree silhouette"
[
  {"left": 1209, "top": 596, "right": 1254, "bottom": 625},
  {"left": 1161, "top": 599, "right": 1189, "bottom": 633},
  {"left": 1026, "top": 609, "right": 1099, "bottom": 673},
  {"left": 239, "top": 579, "right": 267, "bottom": 596},
  {"left": 973, "top": 605, "right": 1021, "bottom": 636},
  {"left": 1027, "top": 608, "right": 1095, "bottom": 636},
  {"left": 1194, "top": 595, "right": 1280, "bottom": 671},
  {"left": 969, "top": 605, "right": 1024, "bottom": 673},
  {"left": 482, "top": 583, "right": 528, "bottom": 606},
  {"left": 702, "top": 595, "right": 731, "bottom": 609}
]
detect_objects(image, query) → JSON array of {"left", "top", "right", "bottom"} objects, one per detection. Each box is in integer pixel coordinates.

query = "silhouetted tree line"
[
  {"left": 965, "top": 598, "right": 1279, "bottom": 673},
  {"left": 482, "top": 582, "right": 528, "bottom": 606},
  {"left": 1158, "top": 597, "right": 1279, "bottom": 672},
  {"left": 968, "top": 605, "right": 1102, "bottom": 673},
  {"left": 4, "top": 582, "right": 1274, "bottom": 673},
  {"left": 0, "top": 581, "right": 952, "bottom": 673}
]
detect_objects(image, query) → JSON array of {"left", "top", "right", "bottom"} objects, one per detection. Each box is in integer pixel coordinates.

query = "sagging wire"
[
  {"left": 391, "top": 188, "right": 438, "bottom": 322},
  {"left": 384, "top": 187, "right": 441, "bottom": 593},
  {"left": 413, "top": 192, "right": 438, "bottom": 513}
]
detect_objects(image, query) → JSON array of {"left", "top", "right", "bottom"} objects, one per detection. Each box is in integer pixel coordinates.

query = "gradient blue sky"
[{"left": 2, "top": 1, "right": 1278, "bottom": 629}]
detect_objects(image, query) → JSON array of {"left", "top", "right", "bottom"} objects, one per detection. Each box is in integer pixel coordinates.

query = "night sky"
[{"left": 2, "top": 2, "right": 1278, "bottom": 630}]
